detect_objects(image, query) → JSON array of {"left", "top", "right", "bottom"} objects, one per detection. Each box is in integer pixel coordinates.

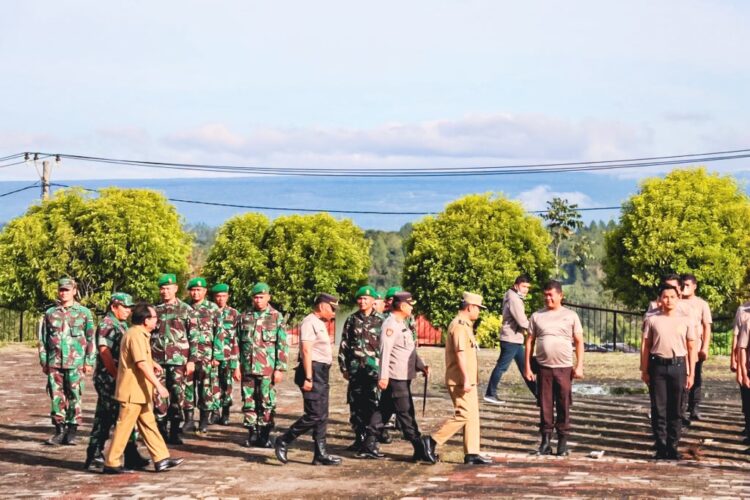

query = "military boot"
[
  {"left": 219, "top": 406, "right": 230, "bottom": 426},
  {"left": 556, "top": 435, "right": 570, "bottom": 456},
  {"left": 378, "top": 428, "right": 392, "bottom": 444},
  {"left": 355, "top": 435, "right": 385, "bottom": 459},
  {"left": 168, "top": 419, "right": 184, "bottom": 445},
  {"left": 182, "top": 410, "right": 195, "bottom": 433},
  {"left": 243, "top": 427, "right": 257, "bottom": 447},
  {"left": 537, "top": 433, "right": 553, "bottom": 455},
  {"left": 62, "top": 424, "right": 79, "bottom": 445},
  {"left": 256, "top": 425, "right": 274, "bottom": 448},
  {"left": 45, "top": 423, "right": 65, "bottom": 446},
  {"left": 346, "top": 431, "right": 365, "bottom": 451},
  {"left": 312, "top": 439, "right": 342, "bottom": 466},
  {"left": 124, "top": 441, "right": 151, "bottom": 470},
  {"left": 83, "top": 446, "right": 104, "bottom": 470},
  {"left": 274, "top": 435, "right": 290, "bottom": 464},
  {"left": 198, "top": 410, "right": 210, "bottom": 434}
]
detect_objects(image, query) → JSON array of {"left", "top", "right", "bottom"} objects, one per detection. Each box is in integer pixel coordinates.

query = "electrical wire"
[{"left": 0, "top": 182, "right": 40, "bottom": 198}]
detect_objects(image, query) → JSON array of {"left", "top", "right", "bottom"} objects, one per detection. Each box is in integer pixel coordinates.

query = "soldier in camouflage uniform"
[
  {"left": 338, "top": 285, "right": 383, "bottom": 453},
  {"left": 185, "top": 277, "right": 221, "bottom": 434},
  {"left": 236, "top": 282, "right": 289, "bottom": 448},
  {"left": 211, "top": 283, "right": 240, "bottom": 425},
  {"left": 152, "top": 273, "right": 196, "bottom": 445},
  {"left": 84, "top": 293, "right": 150, "bottom": 470},
  {"left": 38, "top": 278, "right": 95, "bottom": 446},
  {"left": 373, "top": 289, "right": 386, "bottom": 314}
]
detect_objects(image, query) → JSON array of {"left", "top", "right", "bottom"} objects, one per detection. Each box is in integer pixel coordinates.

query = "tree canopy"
[
  {"left": 402, "top": 193, "right": 553, "bottom": 328},
  {"left": 604, "top": 168, "right": 750, "bottom": 312},
  {"left": 0, "top": 188, "right": 192, "bottom": 311}
]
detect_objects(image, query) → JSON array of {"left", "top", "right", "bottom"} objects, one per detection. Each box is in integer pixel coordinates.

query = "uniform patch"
[{"left": 386, "top": 328, "right": 394, "bottom": 337}]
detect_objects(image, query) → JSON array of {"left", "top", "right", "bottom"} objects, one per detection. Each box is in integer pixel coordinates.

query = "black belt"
[{"left": 650, "top": 355, "right": 685, "bottom": 366}]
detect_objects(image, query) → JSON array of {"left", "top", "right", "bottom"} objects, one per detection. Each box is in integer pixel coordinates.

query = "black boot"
[
  {"left": 312, "top": 438, "right": 342, "bottom": 466},
  {"left": 124, "top": 441, "right": 151, "bottom": 470},
  {"left": 464, "top": 454, "right": 493, "bottom": 465},
  {"left": 45, "top": 423, "right": 64, "bottom": 446},
  {"left": 168, "top": 420, "right": 184, "bottom": 445},
  {"left": 420, "top": 435, "right": 438, "bottom": 464},
  {"left": 62, "top": 424, "right": 78, "bottom": 445},
  {"left": 556, "top": 435, "right": 569, "bottom": 456},
  {"left": 379, "top": 428, "right": 392, "bottom": 444},
  {"left": 243, "top": 427, "right": 257, "bottom": 447},
  {"left": 275, "top": 435, "right": 290, "bottom": 464},
  {"left": 182, "top": 410, "right": 195, "bottom": 433},
  {"left": 198, "top": 410, "right": 209, "bottom": 434},
  {"left": 83, "top": 446, "right": 104, "bottom": 470},
  {"left": 219, "top": 406, "right": 230, "bottom": 426},
  {"left": 256, "top": 425, "right": 273, "bottom": 448},
  {"left": 537, "top": 433, "right": 552, "bottom": 455},
  {"left": 346, "top": 431, "right": 365, "bottom": 451},
  {"left": 356, "top": 435, "right": 385, "bottom": 459},
  {"left": 157, "top": 419, "right": 169, "bottom": 441}
]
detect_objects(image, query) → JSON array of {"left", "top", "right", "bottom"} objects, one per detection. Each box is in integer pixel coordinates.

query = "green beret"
[
  {"left": 187, "top": 277, "right": 207, "bottom": 289},
  {"left": 355, "top": 285, "right": 376, "bottom": 299},
  {"left": 385, "top": 286, "right": 403, "bottom": 299},
  {"left": 211, "top": 283, "right": 229, "bottom": 293},
  {"left": 251, "top": 282, "right": 270, "bottom": 296},
  {"left": 57, "top": 277, "right": 77, "bottom": 289},
  {"left": 110, "top": 292, "right": 134, "bottom": 307},
  {"left": 373, "top": 289, "right": 384, "bottom": 300},
  {"left": 158, "top": 274, "right": 177, "bottom": 287}
]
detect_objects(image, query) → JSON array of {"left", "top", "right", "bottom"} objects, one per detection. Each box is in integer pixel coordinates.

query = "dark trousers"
[
  {"left": 347, "top": 373, "right": 379, "bottom": 435},
  {"left": 684, "top": 359, "right": 704, "bottom": 415},
  {"left": 284, "top": 362, "right": 330, "bottom": 442},
  {"left": 367, "top": 379, "right": 420, "bottom": 442},
  {"left": 486, "top": 341, "right": 537, "bottom": 398},
  {"left": 649, "top": 356, "right": 686, "bottom": 453},
  {"left": 741, "top": 386, "right": 750, "bottom": 430},
  {"left": 537, "top": 366, "right": 572, "bottom": 437}
]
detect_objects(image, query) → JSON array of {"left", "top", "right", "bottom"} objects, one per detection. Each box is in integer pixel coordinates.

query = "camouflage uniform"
[
  {"left": 152, "top": 299, "right": 195, "bottom": 423},
  {"left": 238, "top": 305, "right": 288, "bottom": 432},
  {"left": 338, "top": 310, "right": 383, "bottom": 442},
  {"left": 187, "top": 299, "right": 221, "bottom": 413},
  {"left": 38, "top": 301, "right": 95, "bottom": 426},
  {"left": 213, "top": 305, "right": 240, "bottom": 410}
]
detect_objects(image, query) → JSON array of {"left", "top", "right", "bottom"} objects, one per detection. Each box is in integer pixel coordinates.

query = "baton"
[{"left": 422, "top": 370, "right": 428, "bottom": 417}]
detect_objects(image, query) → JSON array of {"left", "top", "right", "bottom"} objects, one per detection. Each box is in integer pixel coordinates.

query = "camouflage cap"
[
  {"left": 157, "top": 273, "right": 177, "bottom": 287},
  {"left": 110, "top": 292, "right": 134, "bottom": 307},
  {"left": 251, "top": 282, "right": 271, "bottom": 296},
  {"left": 385, "top": 286, "right": 403, "bottom": 300},
  {"left": 187, "top": 277, "right": 207, "bottom": 289},
  {"left": 355, "top": 285, "right": 377, "bottom": 299},
  {"left": 211, "top": 283, "right": 229, "bottom": 293},
  {"left": 57, "top": 277, "right": 77, "bottom": 290}
]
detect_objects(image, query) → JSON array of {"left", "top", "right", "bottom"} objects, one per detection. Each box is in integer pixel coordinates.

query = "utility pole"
[{"left": 41, "top": 160, "right": 51, "bottom": 200}]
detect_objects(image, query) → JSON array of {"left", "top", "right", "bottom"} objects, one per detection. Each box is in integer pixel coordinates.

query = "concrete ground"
[{"left": 2, "top": 344, "right": 750, "bottom": 499}]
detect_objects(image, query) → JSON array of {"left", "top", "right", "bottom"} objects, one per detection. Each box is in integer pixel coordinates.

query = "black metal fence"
[
  {"left": 0, "top": 308, "right": 40, "bottom": 343},
  {"left": 565, "top": 302, "right": 734, "bottom": 355}
]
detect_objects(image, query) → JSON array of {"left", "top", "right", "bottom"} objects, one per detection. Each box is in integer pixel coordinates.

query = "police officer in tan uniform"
[{"left": 423, "top": 292, "right": 492, "bottom": 465}]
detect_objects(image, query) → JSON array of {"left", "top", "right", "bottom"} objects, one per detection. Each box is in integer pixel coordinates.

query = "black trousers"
[
  {"left": 741, "top": 385, "right": 750, "bottom": 430},
  {"left": 347, "top": 373, "right": 379, "bottom": 435},
  {"left": 285, "top": 362, "right": 330, "bottom": 442},
  {"left": 649, "top": 357, "right": 686, "bottom": 453},
  {"left": 367, "top": 379, "right": 420, "bottom": 443},
  {"left": 684, "top": 359, "right": 704, "bottom": 415}
]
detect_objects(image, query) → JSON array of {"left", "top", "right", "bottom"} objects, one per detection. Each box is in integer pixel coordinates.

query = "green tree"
[
  {"left": 604, "top": 168, "right": 750, "bottom": 312},
  {"left": 403, "top": 193, "right": 553, "bottom": 328},
  {"left": 0, "top": 188, "right": 192, "bottom": 311},
  {"left": 365, "top": 224, "right": 411, "bottom": 288},
  {"left": 203, "top": 213, "right": 270, "bottom": 309},
  {"left": 542, "top": 197, "right": 584, "bottom": 279},
  {"left": 262, "top": 213, "right": 370, "bottom": 323}
]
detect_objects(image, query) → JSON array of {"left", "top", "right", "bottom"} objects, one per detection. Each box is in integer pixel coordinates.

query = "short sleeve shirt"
[
  {"left": 642, "top": 311, "right": 696, "bottom": 358},
  {"left": 733, "top": 303, "right": 750, "bottom": 368},
  {"left": 115, "top": 325, "right": 154, "bottom": 404},
  {"left": 445, "top": 315, "right": 478, "bottom": 386},
  {"left": 300, "top": 313, "right": 332, "bottom": 364},
  {"left": 681, "top": 296, "right": 712, "bottom": 350},
  {"left": 529, "top": 307, "right": 583, "bottom": 368}
]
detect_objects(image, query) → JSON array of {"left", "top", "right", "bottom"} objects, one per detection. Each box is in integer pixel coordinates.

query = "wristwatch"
[{"left": 305, "top": 377, "right": 313, "bottom": 382}]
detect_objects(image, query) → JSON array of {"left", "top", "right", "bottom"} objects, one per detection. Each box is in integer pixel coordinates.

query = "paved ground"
[{"left": 2, "top": 344, "right": 750, "bottom": 499}]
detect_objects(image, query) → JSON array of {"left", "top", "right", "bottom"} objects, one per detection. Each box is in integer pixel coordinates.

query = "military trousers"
[
  {"left": 154, "top": 364, "right": 187, "bottom": 422},
  {"left": 367, "top": 379, "right": 421, "bottom": 443},
  {"left": 87, "top": 389, "right": 137, "bottom": 456},
  {"left": 432, "top": 384, "right": 481, "bottom": 454},
  {"left": 648, "top": 355, "right": 686, "bottom": 453},
  {"left": 186, "top": 360, "right": 220, "bottom": 412},
  {"left": 346, "top": 373, "right": 379, "bottom": 435},
  {"left": 242, "top": 374, "right": 276, "bottom": 428},
  {"left": 284, "top": 362, "right": 330, "bottom": 441},
  {"left": 46, "top": 366, "right": 84, "bottom": 425},
  {"left": 218, "top": 360, "right": 236, "bottom": 408},
  {"left": 537, "top": 365, "right": 573, "bottom": 438},
  {"left": 104, "top": 401, "right": 169, "bottom": 468}
]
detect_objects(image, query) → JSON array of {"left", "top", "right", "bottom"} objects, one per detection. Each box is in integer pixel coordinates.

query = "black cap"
[
  {"left": 314, "top": 293, "right": 340, "bottom": 309},
  {"left": 392, "top": 291, "right": 416, "bottom": 307}
]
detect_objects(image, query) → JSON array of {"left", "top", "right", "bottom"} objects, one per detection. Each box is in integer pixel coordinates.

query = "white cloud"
[{"left": 515, "top": 185, "right": 593, "bottom": 212}]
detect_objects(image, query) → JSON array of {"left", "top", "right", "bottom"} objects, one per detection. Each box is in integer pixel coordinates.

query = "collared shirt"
[
  {"left": 643, "top": 311, "right": 696, "bottom": 358},
  {"left": 500, "top": 288, "right": 529, "bottom": 344},
  {"left": 529, "top": 306, "right": 583, "bottom": 368},
  {"left": 338, "top": 309, "right": 383, "bottom": 378},
  {"left": 445, "top": 315, "right": 478, "bottom": 386},
  {"left": 733, "top": 303, "right": 750, "bottom": 369},
  {"left": 300, "top": 313, "right": 332, "bottom": 364},
  {"left": 38, "top": 301, "right": 96, "bottom": 369},
  {"left": 379, "top": 314, "right": 425, "bottom": 380},
  {"left": 115, "top": 325, "right": 155, "bottom": 404},
  {"left": 681, "top": 295, "right": 712, "bottom": 351}
]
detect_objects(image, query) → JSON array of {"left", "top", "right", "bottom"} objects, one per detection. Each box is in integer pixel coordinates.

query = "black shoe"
[
  {"left": 420, "top": 436, "right": 438, "bottom": 464},
  {"left": 312, "top": 439, "right": 342, "bottom": 466},
  {"left": 653, "top": 450, "right": 668, "bottom": 460},
  {"left": 124, "top": 441, "right": 151, "bottom": 470},
  {"left": 741, "top": 427, "right": 748, "bottom": 436},
  {"left": 346, "top": 432, "right": 365, "bottom": 452},
  {"left": 208, "top": 410, "right": 220, "bottom": 425},
  {"left": 255, "top": 426, "right": 274, "bottom": 448},
  {"left": 682, "top": 417, "right": 692, "bottom": 427},
  {"left": 45, "top": 424, "right": 65, "bottom": 446},
  {"left": 84, "top": 448, "right": 105, "bottom": 470},
  {"left": 378, "top": 428, "right": 392, "bottom": 444},
  {"left": 464, "top": 454, "right": 493, "bottom": 465},
  {"left": 219, "top": 406, "right": 230, "bottom": 426},
  {"left": 62, "top": 424, "right": 78, "bottom": 445},
  {"left": 557, "top": 436, "right": 570, "bottom": 456},
  {"left": 666, "top": 448, "right": 682, "bottom": 460},
  {"left": 167, "top": 420, "right": 184, "bottom": 445},
  {"left": 182, "top": 410, "right": 195, "bottom": 433},
  {"left": 198, "top": 410, "right": 209, "bottom": 434},
  {"left": 355, "top": 436, "right": 385, "bottom": 459},
  {"left": 689, "top": 411, "right": 702, "bottom": 421},
  {"left": 102, "top": 466, "right": 134, "bottom": 474},
  {"left": 537, "top": 433, "right": 552, "bottom": 455},
  {"left": 244, "top": 427, "right": 258, "bottom": 447},
  {"left": 154, "top": 457, "right": 184, "bottom": 472},
  {"left": 275, "top": 436, "right": 289, "bottom": 464}
]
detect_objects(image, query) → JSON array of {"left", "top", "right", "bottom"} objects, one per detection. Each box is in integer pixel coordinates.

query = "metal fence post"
[
  {"left": 612, "top": 311, "right": 617, "bottom": 352},
  {"left": 18, "top": 311, "right": 24, "bottom": 343}
]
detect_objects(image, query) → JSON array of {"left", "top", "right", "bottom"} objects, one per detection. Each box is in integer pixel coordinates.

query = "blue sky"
[{"left": 2, "top": 1, "right": 750, "bottom": 228}]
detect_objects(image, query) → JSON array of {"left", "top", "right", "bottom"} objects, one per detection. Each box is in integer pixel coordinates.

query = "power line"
[{"left": 0, "top": 183, "right": 40, "bottom": 198}]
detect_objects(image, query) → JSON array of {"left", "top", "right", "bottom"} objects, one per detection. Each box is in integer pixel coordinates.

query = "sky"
[{"left": 1, "top": 1, "right": 750, "bottom": 229}]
